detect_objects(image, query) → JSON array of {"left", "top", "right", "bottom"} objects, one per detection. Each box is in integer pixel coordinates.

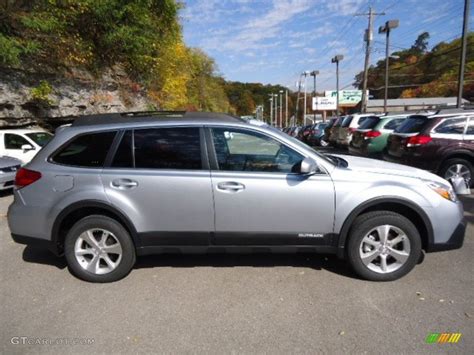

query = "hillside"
[{"left": 354, "top": 32, "right": 474, "bottom": 101}]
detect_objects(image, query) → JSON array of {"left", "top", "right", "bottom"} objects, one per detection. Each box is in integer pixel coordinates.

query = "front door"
[
  {"left": 101, "top": 127, "right": 214, "bottom": 246},
  {"left": 3, "top": 133, "right": 36, "bottom": 163},
  {"left": 208, "top": 127, "right": 335, "bottom": 246}
]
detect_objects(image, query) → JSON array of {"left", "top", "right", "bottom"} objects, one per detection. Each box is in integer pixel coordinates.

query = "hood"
[
  {"left": 0, "top": 156, "right": 22, "bottom": 169},
  {"left": 333, "top": 154, "right": 448, "bottom": 184}
]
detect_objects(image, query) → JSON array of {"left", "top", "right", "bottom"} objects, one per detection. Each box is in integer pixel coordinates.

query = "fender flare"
[
  {"left": 336, "top": 197, "right": 434, "bottom": 258},
  {"left": 51, "top": 200, "right": 140, "bottom": 248}
]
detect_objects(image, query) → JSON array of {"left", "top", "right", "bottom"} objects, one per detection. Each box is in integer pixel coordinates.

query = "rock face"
[{"left": 0, "top": 66, "right": 155, "bottom": 128}]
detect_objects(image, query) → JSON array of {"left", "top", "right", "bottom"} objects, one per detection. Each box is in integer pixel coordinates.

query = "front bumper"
[{"left": 426, "top": 219, "right": 466, "bottom": 252}]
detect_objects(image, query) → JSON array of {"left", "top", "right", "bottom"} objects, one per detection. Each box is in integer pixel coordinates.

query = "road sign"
[{"left": 312, "top": 97, "right": 337, "bottom": 111}]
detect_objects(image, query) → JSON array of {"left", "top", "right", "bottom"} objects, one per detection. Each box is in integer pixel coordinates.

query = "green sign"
[{"left": 325, "top": 90, "right": 364, "bottom": 105}]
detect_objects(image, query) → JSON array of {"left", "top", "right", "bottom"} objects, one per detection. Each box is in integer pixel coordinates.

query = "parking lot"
[{"left": 0, "top": 189, "right": 472, "bottom": 354}]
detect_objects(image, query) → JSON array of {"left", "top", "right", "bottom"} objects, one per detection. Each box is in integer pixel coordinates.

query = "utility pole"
[
  {"left": 295, "top": 79, "right": 302, "bottom": 125},
  {"left": 310, "top": 70, "right": 319, "bottom": 121},
  {"left": 285, "top": 89, "right": 288, "bottom": 127},
  {"left": 303, "top": 71, "right": 309, "bottom": 125},
  {"left": 457, "top": 0, "right": 470, "bottom": 108},
  {"left": 269, "top": 95, "right": 273, "bottom": 126},
  {"left": 332, "top": 55, "right": 344, "bottom": 117},
  {"left": 274, "top": 94, "right": 278, "bottom": 126},
  {"left": 356, "top": 6, "right": 385, "bottom": 113},
  {"left": 379, "top": 20, "right": 399, "bottom": 112}
]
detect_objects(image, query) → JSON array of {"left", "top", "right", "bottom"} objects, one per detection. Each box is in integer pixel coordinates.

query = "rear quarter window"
[
  {"left": 383, "top": 118, "right": 405, "bottom": 130},
  {"left": 433, "top": 118, "right": 467, "bottom": 134},
  {"left": 341, "top": 116, "right": 353, "bottom": 127},
  {"left": 52, "top": 131, "right": 116, "bottom": 167},
  {"left": 358, "top": 116, "right": 380, "bottom": 129},
  {"left": 394, "top": 116, "right": 430, "bottom": 134}
]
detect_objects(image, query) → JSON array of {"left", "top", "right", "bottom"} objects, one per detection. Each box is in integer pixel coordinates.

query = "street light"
[
  {"left": 331, "top": 55, "right": 344, "bottom": 116},
  {"left": 310, "top": 70, "right": 319, "bottom": 120},
  {"left": 379, "top": 19, "right": 399, "bottom": 113},
  {"left": 279, "top": 90, "right": 284, "bottom": 128}
]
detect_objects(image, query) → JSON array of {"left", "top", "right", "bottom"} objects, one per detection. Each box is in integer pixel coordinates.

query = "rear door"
[
  {"left": 207, "top": 126, "right": 335, "bottom": 246},
  {"left": 101, "top": 126, "right": 214, "bottom": 246}
]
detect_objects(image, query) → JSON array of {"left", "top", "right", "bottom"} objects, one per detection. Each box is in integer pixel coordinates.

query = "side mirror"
[
  {"left": 299, "top": 157, "right": 318, "bottom": 175},
  {"left": 21, "top": 144, "right": 35, "bottom": 152}
]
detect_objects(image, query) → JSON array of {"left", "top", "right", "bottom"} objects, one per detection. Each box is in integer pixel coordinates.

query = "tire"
[
  {"left": 439, "top": 158, "right": 473, "bottom": 188},
  {"left": 64, "top": 215, "right": 136, "bottom": 283},
  {"left": 346, "top": 211, "right": 421, "bottom": 281}
]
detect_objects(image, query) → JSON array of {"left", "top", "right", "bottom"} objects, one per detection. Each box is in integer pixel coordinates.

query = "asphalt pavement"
[{"left": 0, "top": 190, "right": 473, "bottom": 354}]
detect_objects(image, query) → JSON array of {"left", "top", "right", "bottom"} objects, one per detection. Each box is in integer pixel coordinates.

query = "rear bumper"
[{"left": 426, "top": 219, "right": 466, "bottom": 252}]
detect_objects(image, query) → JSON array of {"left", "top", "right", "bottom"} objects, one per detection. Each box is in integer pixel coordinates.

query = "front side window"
[
  {"left": 133, "top": 127, "right": 202, "bottom": 170},
  {"left": 4, "top": 134, "right": 29, "bottom": 150},
  {"left": 25, "top": 132, "right": 53, "bottom": 147},
  {"left": 52, "top": 131, "right": 116, "bottom": 167},
  {"left": 434, "top": 118, "right": 467, "bottom": 134},
  {"left": 212, "top": 128, "right": 304, "bottom": 173}
]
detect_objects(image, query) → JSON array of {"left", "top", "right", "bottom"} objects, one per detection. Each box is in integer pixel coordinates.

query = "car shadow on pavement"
[
  {"left": 0, "top": 189, "right": 13, "bottom": 198},
  {"left": 135, "top": 253, "right": 358, "bottom": 279},
  {"left": 22, "top": 246, "right": 67, "bottom": 269}
]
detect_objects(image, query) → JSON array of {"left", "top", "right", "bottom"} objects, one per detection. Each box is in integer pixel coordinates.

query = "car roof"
[
  {"left": 71, "top": 111, "right": 246, "bottom": 128},
  {"left": 0, "top": 128, "right": 48, "bottom": 134}
]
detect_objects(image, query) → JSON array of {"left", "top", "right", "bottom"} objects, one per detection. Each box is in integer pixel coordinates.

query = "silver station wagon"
[{"left": 8, "top": 112, "right": 465, "bottom": 282}]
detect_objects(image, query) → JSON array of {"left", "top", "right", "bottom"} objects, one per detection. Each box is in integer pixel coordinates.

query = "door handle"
[
  {"left": 111, "top": 178, "right": 138, "bottom": 190},
  {"left": 217, "top": 181, "right": 245, "bottom": 192}
]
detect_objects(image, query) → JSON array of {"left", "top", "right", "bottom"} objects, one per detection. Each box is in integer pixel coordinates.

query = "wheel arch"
[
  {"left": 437, "top": 151, "right": 474, "bottom": 172},
  {"left": 52, "top": 200, "right": 140, "bottom": 254},
  {"left": 336, "top": 197, "right": 434, "bottom": 258}
]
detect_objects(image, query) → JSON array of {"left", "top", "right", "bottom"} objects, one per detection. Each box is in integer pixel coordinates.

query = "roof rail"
[{"left": 434, "top": 107, "right": 472, "bottom": 115}]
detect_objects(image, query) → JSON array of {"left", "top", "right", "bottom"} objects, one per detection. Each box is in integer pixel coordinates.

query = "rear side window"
[
  {"left": 433, "top": 118, "right": 467, "bottom": 134},
  {"left": 358, "top": 117, "right": 380, "bottom": 130},
  {"left": 467, "top": 119, "right": 474, "bottom": 135},
  {"left": 333, "top": 118, "right": 343, "bottom": 127},
  {"left": 133, "top": 127, "right": 202, "bottom": 170},
  {"left": 394, "top": 116, "right": 429, "bottom": 133},
  {"left": 4, "top": 134, "right": 29, "bottom": 149},
  {"left": 384, "top": 118, "right": 405, "bottom": 130},
  {"left": 52, "top": 131, "right": 116, "bottom": 167},
  {"left": 341, "top": 116, "right": 353, "bottom": 127}
]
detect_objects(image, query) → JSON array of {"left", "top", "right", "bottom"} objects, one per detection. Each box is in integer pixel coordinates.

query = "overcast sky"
[{"left": 181, "top": 0, "right": 472, "bottom": 92}]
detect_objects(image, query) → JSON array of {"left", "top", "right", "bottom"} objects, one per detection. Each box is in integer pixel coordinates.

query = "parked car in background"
[
  {"left": 337, "top": 113, "right": 377, "bottom": 148},
  {"left": 296, "top": 125, "right": 313, "bottom": 142},
  {"left": 307, "top": 122, "right": 329, "bottom": 146},
  {"left": 289, "top": 126, "right": 302, "bottom": 138},
  {"left": 384, "top": 110, "right": 474, "bottom": 186},
  {"left": 328, "top": 116, "right": 344, "bottom": 146},
  {"left": 8, "top": 111, "right": 466, "bottom": 282},
  {"left": 322, "top": 117, "right": 337, "bottom": 144},
  {"left": 0, "top": 156, "right": 22, "bottom": 190},
  {"left": 0, "top": 129, "right": 53, "bottom": 164},
  {"left": 349, "top": 115, "right": 407, "bottom": 157}
]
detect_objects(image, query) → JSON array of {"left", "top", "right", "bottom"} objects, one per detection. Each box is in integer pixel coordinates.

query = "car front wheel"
[
  {"left": 64, "top": 215, "right": 136, "bottom": 282},
  {"left": 346, "top": 211, "right": 421, "bottom": 281}
]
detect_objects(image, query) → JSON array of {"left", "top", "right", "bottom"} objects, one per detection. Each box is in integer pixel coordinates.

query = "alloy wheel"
[
  {"left": 444, "top": 163, "right": 471, "bottom": 186},
  {"left": 359, "top": 225, "right": 411, "bottom": 274},
  {"left": 74, "top": 229, "right": 123, "bottom": 275}
]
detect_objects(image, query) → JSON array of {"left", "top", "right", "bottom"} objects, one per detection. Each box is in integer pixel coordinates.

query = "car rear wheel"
[
  {"left": 64, "top": 215, "right": 136, "bottom": 283},
  {"left": 347, "top": 211, "right": 421, "bottom": 281},
  {"left": 439, "top": 158, "right": 472, "bottom": 187}
]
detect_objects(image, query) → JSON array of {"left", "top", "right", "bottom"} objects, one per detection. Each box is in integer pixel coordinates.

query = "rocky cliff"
[{"left": 0, "top": 66, "right": 155, "bottom": 129}]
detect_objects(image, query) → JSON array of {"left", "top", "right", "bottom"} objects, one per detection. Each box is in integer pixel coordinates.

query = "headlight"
[{"left": 425, "top": 181, "right": 457, "bottom": 202}]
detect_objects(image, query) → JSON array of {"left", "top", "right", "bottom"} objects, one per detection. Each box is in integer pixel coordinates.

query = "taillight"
[
  {"left": 364, "top": 130, "right": 381, "bottom": 138},
  {"left": 15, "top": 168, "right": 42, "bottom": 189},
  {"left": 406, "top": 135, "right": 432, "bottom": 147},
  {"left": 349, "top": 128, "right": 357, "bottom": 133}
]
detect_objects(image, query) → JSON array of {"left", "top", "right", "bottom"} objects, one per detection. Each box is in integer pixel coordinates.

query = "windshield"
[
  {"left": 394, "top": 115, "right": 429, "bottom": 133},
  {"left": 341, "top": 116, "right": 353, "bottom": 127},
  {"left": 25, "top": 132, "right": 53, "bottom": 146},
  {"left": 358, "top": 116, "right": 380, "bottom": 130}
]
